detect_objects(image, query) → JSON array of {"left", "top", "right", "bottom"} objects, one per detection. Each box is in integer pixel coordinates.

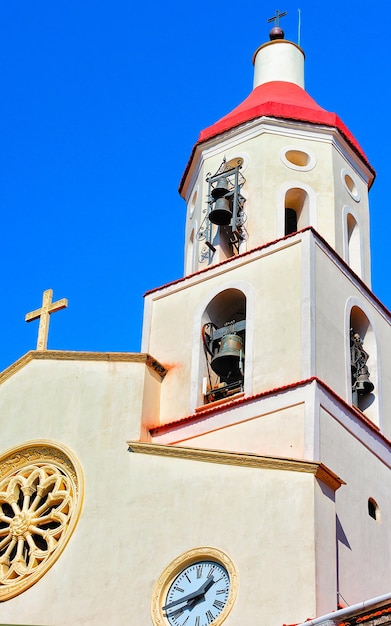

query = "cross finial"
[
  {"left": 25, "top": 289, "right": 68, "bottom": 350},
  {"left": 267, "top": 9, "right": 287, "bottom": 27}
]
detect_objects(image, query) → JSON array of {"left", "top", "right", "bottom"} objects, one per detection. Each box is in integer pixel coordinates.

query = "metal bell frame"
[{"left": 197, "top": 157, "right": 247, "bottom": 264}]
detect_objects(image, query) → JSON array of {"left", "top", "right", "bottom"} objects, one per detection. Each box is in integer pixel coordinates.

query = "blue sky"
[{"left": 0, "top": 1, "right": 389, "bottom": 371}]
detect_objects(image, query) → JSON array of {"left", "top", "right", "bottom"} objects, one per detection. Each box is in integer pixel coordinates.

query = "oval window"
[
  {"left": 286, "top": 150, "right": 310, "bottom": 166},
  {"left": 342, "top": 169, "right": 360, "bottom": 202},
  {"left": 280, "top": 146, "right": 316, "bottom": 171}
]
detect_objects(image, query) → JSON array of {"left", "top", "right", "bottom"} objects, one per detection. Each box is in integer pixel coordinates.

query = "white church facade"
[{"left": 0, "top": 18, "right": 390, "bottom": 626}]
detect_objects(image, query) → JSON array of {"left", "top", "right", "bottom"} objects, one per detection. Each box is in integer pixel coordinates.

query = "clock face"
[
  {"left": 151, "top": 547, "right": 237, "bottom": 626},
  {"left": 163, "top": 560, "right": 230, "bottom": 626}
]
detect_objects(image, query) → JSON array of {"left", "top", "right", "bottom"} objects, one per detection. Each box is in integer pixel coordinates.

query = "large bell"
[
  {"left": 211, "top": 177, "right": 229, "bottom": 200},
  {"left": 209, "top": 196, "right": 232, "bottom": 226},
  {"left": 355, "top": 366, "right": 374, "bottom": 394},
  {"left": 211, "top": 333, "right": 244, "bottom": 382}
]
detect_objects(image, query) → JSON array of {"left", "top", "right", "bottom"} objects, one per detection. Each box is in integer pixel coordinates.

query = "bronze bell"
[
  {"left": 209, "top": 196, "right": 232, "bottom": 226},
  {"left": 211, "top": 177, "right": 229, "bottom": 199},
  {"left": 211, "top": 333, "right": 244, "bottom": 382},
  {"left": 355, "top": 366, "right": 374, "bottom": 394}
]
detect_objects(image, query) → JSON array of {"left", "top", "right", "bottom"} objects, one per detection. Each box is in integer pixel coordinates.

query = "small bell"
[{"left": 355, "top": 366, "right": 374, "bottom": 394}]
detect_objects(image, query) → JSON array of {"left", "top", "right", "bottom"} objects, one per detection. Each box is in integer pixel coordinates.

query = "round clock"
[{"left": 151, "top": 547, "right": 238, "bottom": 626}]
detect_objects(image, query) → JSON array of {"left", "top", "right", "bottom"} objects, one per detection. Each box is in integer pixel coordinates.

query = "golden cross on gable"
[{"left": 25, "top": 289, "right": 68, "bottom": 351}]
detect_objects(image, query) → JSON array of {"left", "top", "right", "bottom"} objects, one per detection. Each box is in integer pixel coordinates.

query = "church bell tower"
[{"left": 138, "top": 16, "right": 391, "bottom": 626}]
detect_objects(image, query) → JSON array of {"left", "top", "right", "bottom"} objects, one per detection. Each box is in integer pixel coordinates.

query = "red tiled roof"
[
  {"left": 356, "top": 605, "right": 391, "bottom": 623},
  {"left": 200, "top": 81, "right": 371, "bottom": 167},
  {"left": 179, "top": 81, "right": 375, "bottom": 193}
]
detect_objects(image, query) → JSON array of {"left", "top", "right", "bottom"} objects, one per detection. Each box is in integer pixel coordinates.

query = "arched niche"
[{"left": 343, "top": 208, "right": 363, "bottom": 278}]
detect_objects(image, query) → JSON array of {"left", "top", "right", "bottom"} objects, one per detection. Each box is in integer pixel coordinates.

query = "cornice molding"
[
  {"left": 179, "top": 113, "right": 375, "bottom": 196},
  {"left": 127, "top": 441, "right": 344, "bottom": 492},
  {"left": 0, "top": 350, "right": 167, "bottom": 385}
]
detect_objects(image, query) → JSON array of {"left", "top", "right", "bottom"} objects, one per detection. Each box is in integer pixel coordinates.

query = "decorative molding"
[
  {"left": 128, "top": 441, "right": 344, "bottom": 492},
  {"left": 0, "top": 350, "right": 167, "bottom": 385},
  {"left": 179, "top": 115, "right": 375, "bottom": 198},
  {"left": 0, "top": 440, "right": 84, "bottom": 601}
]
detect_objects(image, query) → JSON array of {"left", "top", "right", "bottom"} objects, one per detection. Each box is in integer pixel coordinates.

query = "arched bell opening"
[
  {"left": 201, "top": 289, "right": 246, "bottom": 404},
  {"left": 349, "top": 306, "right": 378, "bottom": 420},
  {"left": 346, "top": 212, "right": 363, "bottom": 278},
  {"left": 284, "top": 188, "right": 309, "bottom": 235}
]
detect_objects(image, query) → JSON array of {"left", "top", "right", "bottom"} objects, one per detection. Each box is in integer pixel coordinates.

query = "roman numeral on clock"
[
  {"left": 171, "top": 606, "right": 185, "bottom": 619},
  {"left": 216, "top": 588, "right": 228, "bottom": 595},
  {"left": 206, "top": 610, "right": 214, "bottom": 623},
  {"left": 213, "top": 599, "right": 225, "bottom": 609}
]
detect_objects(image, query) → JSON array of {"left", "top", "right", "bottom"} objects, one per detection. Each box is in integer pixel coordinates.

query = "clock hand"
[
  {"left": 185, "top": 578, "right": 215, "bottom": 611},
  {"left": 162, "top": 576, "right": 215, "bottom": 612}
]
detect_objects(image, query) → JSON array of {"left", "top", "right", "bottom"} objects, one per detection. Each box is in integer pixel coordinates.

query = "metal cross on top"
[
  {"left": 267, "top": 9, "right": 287, "bottom": 26},
  {"left": 25, "top": 289, "right": 68, "bottom": 351}
]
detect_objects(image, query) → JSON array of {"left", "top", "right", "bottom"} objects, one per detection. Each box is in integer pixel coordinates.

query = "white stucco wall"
[
  {"left": 314, "top": 241, "right": 391, "bottom": 432},
  {"left": 144, "top": 238, "right": 303, "bottom": 424},
  {"left": 0, "top": 358, "right": 336, "bottom": 625},
  {"left": 319, "top": 406, "right": 391, "bottom": 605}
]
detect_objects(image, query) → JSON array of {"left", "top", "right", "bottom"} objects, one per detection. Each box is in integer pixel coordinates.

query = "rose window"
[{"left": 0, "top": 441, "right": 83, "bottom": 601}]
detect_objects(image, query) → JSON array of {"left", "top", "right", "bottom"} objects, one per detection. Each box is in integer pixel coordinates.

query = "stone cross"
[
  {"left": 25, "top": 289, "right": 68, "bottom": 350},
  {"left": 267, "top": 9, "right": 287, "bottom": 26}
]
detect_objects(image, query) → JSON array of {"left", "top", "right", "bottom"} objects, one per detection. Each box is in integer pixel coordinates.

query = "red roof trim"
[
  {"left": 150, "top": 377, "right": 317, "bottom": 432},
  {"left": 144, "top": 227, "right": 303, "bottom": 296},
  {"left": 144, "top": 228, "right": 391, "bottom": 322},
  {"left": 149, "top": 377, "right": 390, "bottom": 448}
]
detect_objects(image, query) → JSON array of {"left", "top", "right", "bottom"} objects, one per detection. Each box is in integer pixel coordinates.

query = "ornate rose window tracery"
[{"left": 0, "top": 441, "right": 84, "bottom": 601}]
